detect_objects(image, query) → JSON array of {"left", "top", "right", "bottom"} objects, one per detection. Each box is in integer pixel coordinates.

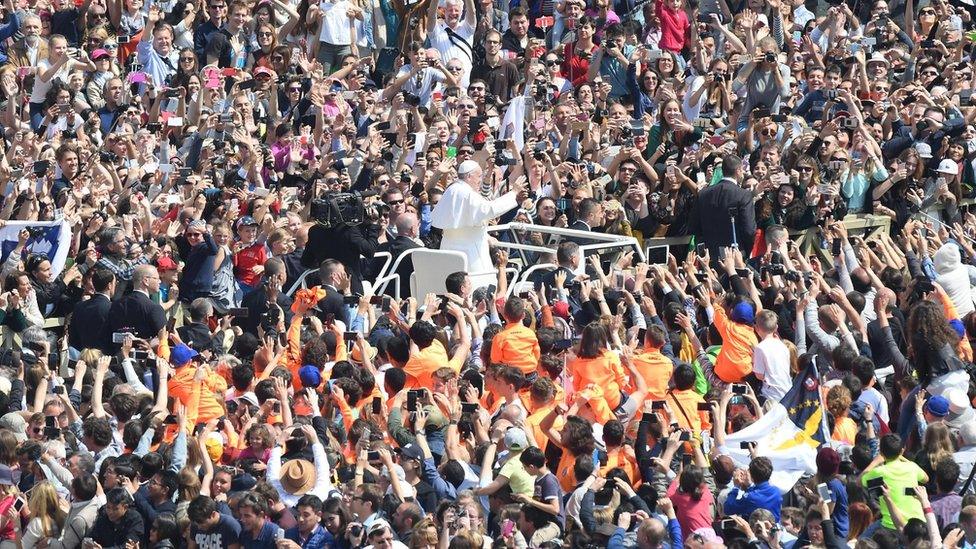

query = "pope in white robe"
[{"left": 429, "top": 160, "right": 522, "bottom": 289}]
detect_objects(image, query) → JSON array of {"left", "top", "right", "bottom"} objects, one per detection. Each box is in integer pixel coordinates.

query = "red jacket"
[{"left": 657, "top": 0, "right": 689, "bottom": 53}]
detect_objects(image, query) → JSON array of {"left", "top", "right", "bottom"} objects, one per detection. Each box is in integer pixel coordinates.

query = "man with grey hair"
[
  {"left": 91, "top": 226, "right": 157, "bottom": 299},
  {"left": 40, "top": 439, "right": 74, "bottom": 494},
  {"left": 430, "top": 161, "right": 524, "bottom": 289},
  {"left": 7, "top": 13, "right": 46, "bottom": 68},
  {"left": 104, "top": 264, "right": 166, "bottom": 348},
  {"left": 955, "top": 421, "right": 976, "bottom": 495},
  {"left": 427, "top": 0, "right": 477, "bottom": 88}
]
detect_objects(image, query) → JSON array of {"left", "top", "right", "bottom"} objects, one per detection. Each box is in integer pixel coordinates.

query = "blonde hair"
[
  {"left": 447, "top": 531, "right": 484, "bottom": 549},
  {"left": 826, "top": 385, "right": 852, "bottom": 418},
  {"left": 408, "top": 518, "right": 438, "bottom": 549},
  {"left": 29, "top": 481, "right": 66, "bottom": 537},
  {"left": 923, "top": 422, "right": 955, "bottom": 471},
  {"left": 79, "top": 348, "right": 104, "bottom": 366}
]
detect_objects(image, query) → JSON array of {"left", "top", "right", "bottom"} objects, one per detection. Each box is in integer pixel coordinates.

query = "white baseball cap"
[{"left": 936, "top": 159, "right": 959, "bottom": 175}]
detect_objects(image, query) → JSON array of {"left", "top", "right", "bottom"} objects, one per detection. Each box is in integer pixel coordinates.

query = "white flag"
[{"left": 0, "top": 220, "right": 72, "bottom": 277}]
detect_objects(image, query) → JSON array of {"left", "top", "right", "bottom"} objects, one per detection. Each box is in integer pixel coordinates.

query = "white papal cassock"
[{"left": 430, "top": 180, "right": 518, "bottom": 289}]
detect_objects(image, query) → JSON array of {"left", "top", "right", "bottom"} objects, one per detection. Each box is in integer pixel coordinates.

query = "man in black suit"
[
  {"left": 242, "top": 258, "right": 293, "bottom": 336},
  {"left": 378, "top": 214, "right": 422, "bottom": 298},
  {"left": 539, "top": 241, "right": 580, "bottom": 289},
  {"left": 69, "top": 268, "right": 116, "bottom": 353},
  {"left": 567, "top": 198, "right": 604, "bottom": 244},
  {"left": 177, "top": 298, "right": 215, "bottom": 354},
  {"left": 315, "top": 259, "right": 351, "bottom": 327},
  {"left": 539, "top": 241, "right": 586, "bottom": 314},
  {"left": 301, "top": 201, "right": 381, "bottom": 295},
  {"left": 689, "top": 154, "right": 757, "bottom": 258},
  {"left": 104, "top": 265, "right": 166, "bottom": 351}
]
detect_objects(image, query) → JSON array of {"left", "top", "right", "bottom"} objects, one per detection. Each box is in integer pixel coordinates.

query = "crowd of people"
[{"left": 5, "top": 0, "right": 976, "bottom": 547}]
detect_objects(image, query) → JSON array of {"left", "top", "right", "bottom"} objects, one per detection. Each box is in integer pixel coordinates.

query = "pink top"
[
  {"left": 667, "top": 477, "right": 715, "bottom": 540},
  {"left": 239, "top": 446, "right": 272, "bottom": 463}
]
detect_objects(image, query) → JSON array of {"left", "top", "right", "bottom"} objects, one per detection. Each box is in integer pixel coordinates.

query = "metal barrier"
[
  {"left": 506, "top": 263, "right": 557, "bottom": 299},
  {"left": 284, "top": 215, "right": 895, "bottom": 302},
  {"left": 487, "top": 223, "right": 647, "bottom": 264},
  {"left": 285, "top": 251, "right": 393, "bottom": 297}
]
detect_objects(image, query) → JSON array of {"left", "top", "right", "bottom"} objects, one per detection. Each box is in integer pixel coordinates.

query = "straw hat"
[
  {"left": 351, "top": 341, "right": 378, "bottom": 363},
  {"left": 280, "top": 459, "right": 316, "bottom": 495}
]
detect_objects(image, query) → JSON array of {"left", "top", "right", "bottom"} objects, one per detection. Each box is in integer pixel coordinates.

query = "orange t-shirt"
[
  {"left": 525, "top": 403, "right": 564, "bottom": 452},
  {"left": 568, "top": 351, "right": 627, "bottom": 410},
  {"left": 556, "top": 450, "right": 581, "bottom": 492},
  {"left": 403, "top": 340, "right": 462, "bottom": 388},
  {"left": 667, "top": 389, "right": 711, "bottom": 433},
  {"left": 632, "top": 346, "right": 674, "bottom": 402},
  {"left": 832, "top": 416, "right": 858, "bottom": 445},
  {"left": 712, "top": 306, "right": 758, "bottom": 383},
  {"left": 168, "top": 366, "right": 228, "bottom": 423},
  {"left": 490, "top": 322, "right": 541, "bottom": 375},
  {"left": 600, "top": 446, "right": 639, "bottom": 484}
]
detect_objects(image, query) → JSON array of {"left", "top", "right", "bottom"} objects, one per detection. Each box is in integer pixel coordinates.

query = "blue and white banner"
[{"left": 0, "top": 220, "right": 72, "bottom": 277}]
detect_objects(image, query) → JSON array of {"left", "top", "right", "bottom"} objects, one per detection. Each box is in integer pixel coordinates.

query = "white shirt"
[
  {"left": 857, "top": 386, "right": 889, "bottom": 423},
  {"left": 429, "top": 20, "right": 474, "bottom": 87},
  {"left": 318, "top": 0, "right": 353, "bottom": 45},
  {"left": 265, "top": 442, "right": 337, "bottom": 507},
  {"left": 954, "top": 446, "right": 976, "bottom": 495},
  {"left": 682, "top": 75, "right": 704, "bottom": 120},
  {"left": 753, "top": 337, "right": 792, "bottom": 402},
  {"left": 30, "top": 60, "right": 71, "bottom": 104},
  {"left": 395, "top": 64, "right": 444, "bottom": 105}
]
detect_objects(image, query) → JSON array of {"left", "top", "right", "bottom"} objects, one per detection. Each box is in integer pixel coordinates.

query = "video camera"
[{"left": 309, "top": 190, "right": 381, "bottom": 228}]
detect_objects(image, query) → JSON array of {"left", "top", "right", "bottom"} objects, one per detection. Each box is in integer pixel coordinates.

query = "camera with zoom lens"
[
  {"left": 403, "top": 92, "right": 421, "bottom": 106},
  {"left": 366, "top": 202, "right": 390, "bottom": 219},
  {"left": 310, "top": 190, "right": 379, "bottom": 228}
]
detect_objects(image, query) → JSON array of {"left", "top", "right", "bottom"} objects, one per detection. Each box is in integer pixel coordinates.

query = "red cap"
[{"left": 156, "top": 256, "right": 178, "bottom": 271}]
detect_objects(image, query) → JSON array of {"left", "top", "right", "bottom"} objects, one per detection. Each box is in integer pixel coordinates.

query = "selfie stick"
[
  {"left": 730, "top": 214, "right": 738, "bottom": 248},
  {"left": 917, "top": 210, "right": 976, "bottom": 245}
]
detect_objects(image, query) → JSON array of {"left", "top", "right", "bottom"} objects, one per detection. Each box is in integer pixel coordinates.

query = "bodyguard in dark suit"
[
  {"left": 302, "top": 213, "right": 381, "bottom": 296},
  {"left": 377, "top": 214, "right": 422, "bottom": 298},
  {"left": 241, "top": 258, "right": 293, "bottom": 336},
  {"left": 538, "top": 241, "right": 580, "bottom": 290},
  {"left": 177, "top": 298, "right": 216, "bottom": 353},
  {"left": 689, "top": 155, "right": 757, "bottom": 258},
  {"left": 539, "top": 241, "right": 588, "bottom": 315},
  {"left": 69, "top": 269, "right": 116, "bottom": 353},
  {"left": 566, "top": 199, "right": 604, "bottom": 244},
  {"left": 103, "top": 265, "right": 166, "bottom": 351},
  {"left": 315, "top": 259, "right": 352, "bottom": 327}
]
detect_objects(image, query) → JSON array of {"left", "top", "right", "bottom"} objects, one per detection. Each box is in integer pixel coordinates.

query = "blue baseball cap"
[
  {"left": 926, "top": 395, "right": 950, "bottom": 418},
  {"left": 299, "top": 365, "right": 322, "bottom": 388},
  {"left": 169, "top": 344, "right": 199, "bottom": 367},
  {"left": 731, "top": 302, "right": 755, "bottom": 325},
  {"left": 236, "top": 216, "right": 259, "bottom": 230}
]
